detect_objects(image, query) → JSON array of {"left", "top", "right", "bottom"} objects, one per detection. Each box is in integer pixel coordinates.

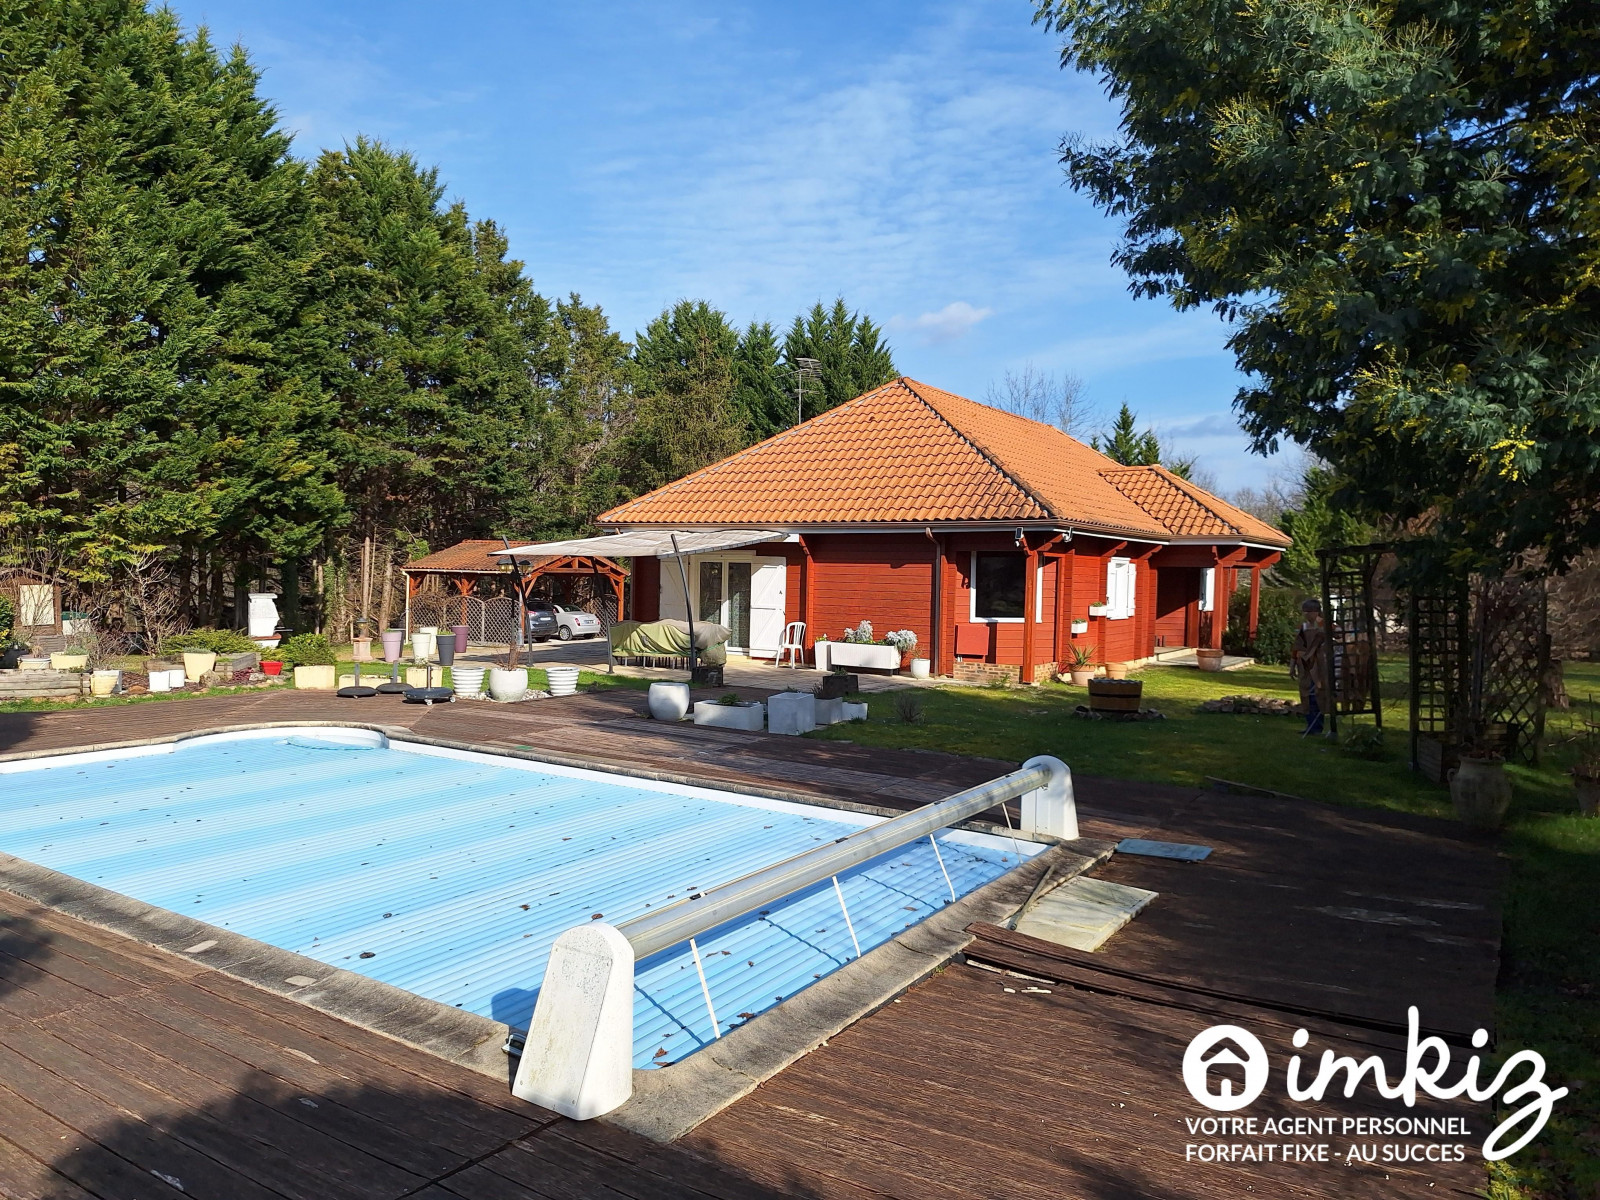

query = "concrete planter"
[
  {"left": 451, "top": 666, "right": 486, "bottom": 697},
  {"left": 814, "top": 697, "right": 845, "bottom": 726},
  {"left": 380, "top": 630, "right": 404, "bottom": 661},
  {"left": 19, "top": 657, "right": 51, "bottom": 671},
  {"left": 1450, "top": 756, "right": 1511, "bottom": 829},
  {"left": 182, "top": 651, "right": 218, "bottom": 679},
  {"left": 1068, "top": 669, "right": 1095, "bottom": 686},
  {"left": 49, "top": 652, "right": 89, "bottom": 671},
  {"left": 648, "top": 681, "right": 691, "bottom": 721},
  {"left": 148, "top": 669, "right": 173, "bottom": 693},
  {"left": 352, "top": 637, "right": 373, "bottom": 662},
  {"left": 767, "top": 691, "right": 816, "bottom": 735},
  {"left": 489, "top": 667, "right": 528, "bottom": 702},
  {"left": 247, "top": 592, "right": 280, "bottom": 639},
  {"left": 826, "top": 642, "right": 900, "bottom": 672},
  {"left": 1070, "top": 620, "right": 1089, "bottom": 635},
  {"left": 841, "top": 701, "right": 869, "bottom": 722},
  {"left": 90, "top": 670, "right": 122, "bottom": 697},
  {"left": 218, "top": 651, "right": 259, "bottom": 675},
  {"left": 293, "top": 664, "right": 337, "bottom": 691},
  {"left": 908, "top": 657, "right": 931, "bottom": 679},
  {"left": 411, "top": 629, "right": 438, "bottom": 661},
  {"left": 693, "top": 700, "right": 764, "bottom": 731},
  {"left": 546, "top": 666, "right": 581, "bottom": 697}
]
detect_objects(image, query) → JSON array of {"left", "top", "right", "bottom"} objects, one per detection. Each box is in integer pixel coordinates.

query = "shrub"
[
  {"left": 275, "top": 633, "right": 336, "bottom": 667},
  {"left": 892, "top": 691, "right": 926, "bottom": 724},
  {"left": 1224, "top": 587, "right": 1303, "bottom": 665},
  {"left": 1342, "top": 724, "right": 1388, "bottom": 761},
  {"left": 0, "top": 595, "right": 13, "bottom": 642},
  {"left": 163, "top": 628, "right": 259, "bottom": 655}
]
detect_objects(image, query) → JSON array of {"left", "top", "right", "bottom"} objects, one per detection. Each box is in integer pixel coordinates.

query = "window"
[
  {"left": 971, "top": 552, "right": 1026, "bottom": 620},
  {"left": 1105, "top": 557, "right": 1136, "bottom": 620}
]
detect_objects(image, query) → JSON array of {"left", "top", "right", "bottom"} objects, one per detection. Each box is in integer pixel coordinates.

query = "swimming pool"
[{"left": 0, "top": 728, "right": 1034, "bottom": 1068}]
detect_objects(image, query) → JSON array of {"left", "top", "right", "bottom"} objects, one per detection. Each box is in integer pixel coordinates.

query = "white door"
[{"left": 748, "top": 559, "right": 787, "bottom": 658}]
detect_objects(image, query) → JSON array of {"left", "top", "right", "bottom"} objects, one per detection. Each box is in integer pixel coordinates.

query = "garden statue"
[{"left": 1289, "top": 598, "right": 1330, "bottom": 736}]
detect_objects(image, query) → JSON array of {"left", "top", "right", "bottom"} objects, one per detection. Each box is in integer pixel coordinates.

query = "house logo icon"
[{"left": 1182, "top": 1025, "right": 1269, "bottom": 1112}]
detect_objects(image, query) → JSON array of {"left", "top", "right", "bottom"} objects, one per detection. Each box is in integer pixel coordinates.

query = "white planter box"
[
  {"left": 825, "top": 642, "right": 900, "bottom": 672},
  {"left": 1087, "top": 605, "right": 1110, "bottom": 617},
  {"left": 1070, "top": 620, "right": 1090, "bottom": 634},
  {"left": 767, "top": 691, "right": 816, "bottom": 735},
  {"left": 293, "top": 664, "right": 337, "bottom": 691},
  {"left": 841, "top": 701, "right": 869, "bottom": 722},
  {"left": 648, "top": 681, "right": 691, "bottom": 721},
  {"left": 814, "top": 697, "right": 845, "bottom": 726},
  {"left": 693, "top": 701, "right": 764, "bottom": 731}
]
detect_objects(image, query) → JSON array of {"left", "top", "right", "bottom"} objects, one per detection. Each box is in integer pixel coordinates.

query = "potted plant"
[
  {"left": 1087, "top": 599, "right": 1110, "bottom": 617},
  {"left": 278, "top": 634, "right": 338, "bottom": 690},
  {"left": 1105, "top": 662, "right": 1129, "bottom": 680},
  {"left": 817, "top": 668, "right": 859, "bottom": 699},
  {"left": 1070, "top": 618, "right": 1089, "bottom": 635},
  {"left": 828, "top": 620, "right": 902, "bottom": 671},
  {"left": 489, "top": 664, "right": 528, "bottom": 701},
  {"left": 694, "top": 692, "right": 764, "bottom": 730},
  {"left": 1196, "top": 647, "right": 1225, "bottom": 671},
  {"left": 50, "top": 646, "right": 90, "bottom": 671},
  {"left": 1450, "top": 746, "right": 1512, "bottom": 829},
  {"left": 260, "top": 659, "right": 283, "bottom": 677},
  {"left": 1063, "top": 643, "right": 1097, "bottom": 686}
]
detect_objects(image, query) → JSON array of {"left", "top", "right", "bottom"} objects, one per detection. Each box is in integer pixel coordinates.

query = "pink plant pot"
[{"left": 452, "top": 625, "right": 469, "bottom": 654}]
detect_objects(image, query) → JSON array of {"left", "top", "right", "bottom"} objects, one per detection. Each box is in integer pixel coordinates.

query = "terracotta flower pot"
[
  {"left": 1196, "top": 648, "right": 1225, "bottom": 672},
  {"left": 1105, "top": 662, "right": 1129, "bottom": 680},
  {"left": 1069, "top": 669, "right": 1095, "bottom": 686}
]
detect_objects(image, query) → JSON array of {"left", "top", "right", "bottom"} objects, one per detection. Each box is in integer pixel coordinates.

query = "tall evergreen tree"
[
  {"left": 624, "top": 300, "right": 747, "bottom": 492},
  {"left": 733, "top": 321, "right": 792, "bottom": 441},
  {"left": 1093, "top": 403, "right": 1195, "bottom": 478},
  {"left": 513, "top": 294, "right": 636, "bottom": 537},
  {"left": 305, "top": 139, "right": 554, "bottom": 550},
  {"left": 782, "top": 299, "right": 897, "bottom": 421},
  {"left": 0, "top": 0, "right": 339, "bottom": 584}
]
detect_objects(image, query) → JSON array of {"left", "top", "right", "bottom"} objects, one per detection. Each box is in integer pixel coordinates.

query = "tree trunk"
[
  {"left": 234, "top": 557, "right": 251, "bottom": 630},
  {"left": 377, "top": 548, "right": 394, "bottom": 633},
  {"left": 281, "top": 558, "right": 301, "bottom": 633}
]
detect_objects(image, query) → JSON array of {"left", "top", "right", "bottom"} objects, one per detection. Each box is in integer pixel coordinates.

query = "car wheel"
[{"left": 558, "top": 626, "right": 572, "bottom": 641}]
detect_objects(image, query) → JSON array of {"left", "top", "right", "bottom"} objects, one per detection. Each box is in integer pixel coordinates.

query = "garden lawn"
[{"left": 811, "top": 660, "right": 1600, "bottom": 1200}]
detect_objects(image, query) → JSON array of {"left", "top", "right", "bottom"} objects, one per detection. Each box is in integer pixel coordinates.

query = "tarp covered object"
[{"left": 609, "top": 619, "right": 730, "bottom": 665}]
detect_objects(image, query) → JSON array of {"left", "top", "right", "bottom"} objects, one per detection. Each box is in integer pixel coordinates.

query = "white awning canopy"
[{"left": 493, "top": 530, "right": 787, "bottom": 561}]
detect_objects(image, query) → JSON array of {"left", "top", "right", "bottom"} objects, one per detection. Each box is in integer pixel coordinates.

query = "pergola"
[{"left": 401, "top": 540, "right": 628, "bottom": 631}]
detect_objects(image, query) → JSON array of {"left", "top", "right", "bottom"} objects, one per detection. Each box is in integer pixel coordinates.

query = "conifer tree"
[{"left": 782, "top": 299, "right": 897, "bottom": 420}]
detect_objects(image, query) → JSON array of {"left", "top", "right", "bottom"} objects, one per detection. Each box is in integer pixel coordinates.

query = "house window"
[
  {"left": 1105, "top": 557, "right": 1137, "bottom": 620},
  {"left": 971, "top": 552, "right": 1026, "bottom": 621}
]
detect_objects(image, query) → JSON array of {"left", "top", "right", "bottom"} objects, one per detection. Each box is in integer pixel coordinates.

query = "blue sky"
[{"left": 185, "top": 0, "right": 1290, "bottom": 489}]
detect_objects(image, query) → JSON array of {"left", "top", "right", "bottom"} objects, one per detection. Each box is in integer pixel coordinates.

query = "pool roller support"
[{"left": 511, "top": 755, "right": 1075, "bottom": 1119}]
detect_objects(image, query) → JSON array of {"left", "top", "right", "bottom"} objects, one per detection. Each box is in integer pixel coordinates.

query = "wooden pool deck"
[{"left": 0, "top": 689, "right": 1500, "bottom": 1198}]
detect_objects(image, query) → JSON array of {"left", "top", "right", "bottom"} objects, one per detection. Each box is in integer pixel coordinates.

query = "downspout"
[{"left": 925, "top": 528, "right": 941, "bottom": 677}]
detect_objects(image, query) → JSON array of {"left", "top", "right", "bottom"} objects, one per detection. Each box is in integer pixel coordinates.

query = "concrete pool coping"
[{"left": 0, "top": 720, "right": 1115, "bottom": 1139}]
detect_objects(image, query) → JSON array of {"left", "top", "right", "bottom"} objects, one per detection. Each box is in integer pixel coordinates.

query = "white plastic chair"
[{"left": 778, "top": 620, "right": 806, "bottom": 668}]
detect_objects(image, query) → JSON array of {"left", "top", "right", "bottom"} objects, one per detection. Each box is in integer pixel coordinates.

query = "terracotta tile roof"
[
  {"left": 599, "top": 378, "right": 1290, "bottom": 547},
  {"left": 1100, "top": 466, "right": 1290, "bottom": 545},
  {"left": 404, "top": 540, "right": 628, "bottom": 574}
]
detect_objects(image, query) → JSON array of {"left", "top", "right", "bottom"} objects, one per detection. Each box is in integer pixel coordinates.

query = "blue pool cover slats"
[{"left": 0, "top": 736, "right": 1023, "bottom": 1069}]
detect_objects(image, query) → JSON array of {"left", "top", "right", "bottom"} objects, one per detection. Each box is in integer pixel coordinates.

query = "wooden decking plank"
[
  {"left": 0, "top": 1025, "right": 287, "bottom": 1200},
  {"left": 0, "top": 1132, "right": 101, "bottom": 1200},
  {"left": 115, "top": 987, "right": 513, "bottom": 1160},
  {"left": 44, "top": 1004, "right": 422, "bottom": 1200},
  {"left": 0, "top": 904, "right": 202, "bottom": 988},
  {"left": 164, "top": 976, "right": 544, "bottom": 1126},
  {"left": 439, "top": 1160, "right": 602, "bottom": 1200},
  {"left": 0, "top": 1080, "right": 185, "bottom": 1200},
  {"left": 512, "top": 1130, "right": 761, "bottom": 1200}
]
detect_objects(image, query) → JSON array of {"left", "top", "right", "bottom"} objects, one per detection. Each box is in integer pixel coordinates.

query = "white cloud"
[{"left": 891, "top": 301, "right": 994, "bottom": 344}]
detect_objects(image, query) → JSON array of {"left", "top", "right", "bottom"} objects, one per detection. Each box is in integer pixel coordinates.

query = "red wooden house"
[{"left": 602, "top": 378, "right": 1288, "bottom": 683}]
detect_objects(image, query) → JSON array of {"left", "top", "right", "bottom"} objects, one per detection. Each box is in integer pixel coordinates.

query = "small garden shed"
[{"left": 0, "top": 567, "right": 65, "bottom": 644}]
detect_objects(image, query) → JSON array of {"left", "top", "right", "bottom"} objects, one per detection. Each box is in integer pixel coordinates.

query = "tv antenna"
[{"left": 791, "top": 358, "right": 822, "bottom": 427}]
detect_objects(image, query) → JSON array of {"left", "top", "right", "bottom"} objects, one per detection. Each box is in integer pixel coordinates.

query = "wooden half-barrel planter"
[{"left": 1087, "top": 678, "right": 1143, "bottom": 713}]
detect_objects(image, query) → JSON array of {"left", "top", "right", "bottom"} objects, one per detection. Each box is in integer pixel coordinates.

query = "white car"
[{"left": 550, "top": 602, "right": 602, "bottom": 641}]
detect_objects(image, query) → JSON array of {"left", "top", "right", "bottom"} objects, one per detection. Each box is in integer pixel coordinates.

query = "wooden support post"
[
  {"left": 798, "top": 536, "right": 815, "bottom": 661},
  {"left": 1021, "top": 542, "right": 1039, "bottom": 685},
  {"left": 1248, "top": 565, "right": 1262, "bottom": 640}
]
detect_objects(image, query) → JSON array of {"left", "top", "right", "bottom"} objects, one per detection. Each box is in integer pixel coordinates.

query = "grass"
[{"left": 811, "top": 659, "right": 1600, "bottom": 1199}]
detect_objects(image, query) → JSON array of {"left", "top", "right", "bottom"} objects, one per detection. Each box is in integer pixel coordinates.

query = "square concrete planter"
[
  {"left": 767, "top": 691, "right": 816, "bottom": 735},
  {"left": 826, "top": 642, "right": 900, "bottom": 672},
  {"left": 693, "top": 701, "right": 764, "bottom": 731},
  {"left": 293, "top": 664, "right": 337, "bottom": 690},
  {"left": 814, "top": 696, "right": 845, "bottom": 726},
  {"left": 841, "top": 701, "right": 869, "bottom": 722}
]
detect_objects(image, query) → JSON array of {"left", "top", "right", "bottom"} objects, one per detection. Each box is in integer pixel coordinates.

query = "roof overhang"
[{"left": 495, "top": 530, "right": 788, "bottom": 560}]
